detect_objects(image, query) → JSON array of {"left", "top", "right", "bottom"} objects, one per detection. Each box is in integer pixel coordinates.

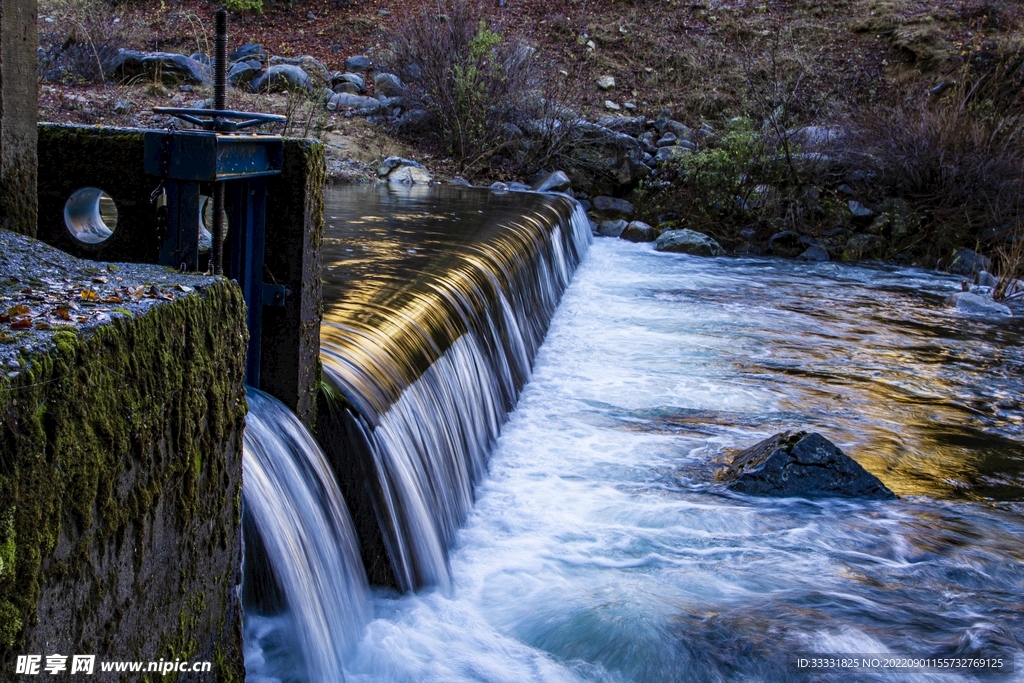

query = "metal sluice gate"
[{"left": 143, "top": 9, "right": 286, "bottom": 385}]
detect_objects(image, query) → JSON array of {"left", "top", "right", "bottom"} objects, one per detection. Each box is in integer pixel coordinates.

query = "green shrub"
[
  {"left": 223, "top": 0, "right": 262, "bottom": 12},
  {"left": 676, "top": 118, "right": 767, "bottom": 217},
  {"left": 387, "top": 1, "right": 540, "bottom": 169}
]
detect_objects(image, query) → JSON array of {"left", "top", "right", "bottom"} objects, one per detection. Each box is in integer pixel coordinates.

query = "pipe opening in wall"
[{"left": 64, "top": 187, "right": 118, "bottom": 245}]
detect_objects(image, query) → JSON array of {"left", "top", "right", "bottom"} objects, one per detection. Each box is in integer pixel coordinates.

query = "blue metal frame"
[{"left": 144, "top": 130, "right": 285, "bottom": 387}]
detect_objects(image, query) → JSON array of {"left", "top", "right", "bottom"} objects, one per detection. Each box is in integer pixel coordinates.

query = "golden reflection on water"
[
  {"left": 735, "top": 284, "right": 1024, "bottom": 501},
  {"left": 320, "top": 185, "right": 578, "bottom": 420}
]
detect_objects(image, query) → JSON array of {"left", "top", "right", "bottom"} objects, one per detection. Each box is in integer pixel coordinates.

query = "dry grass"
[{"left": 845, "top": 49, "right": 1024, "bottom": 261}]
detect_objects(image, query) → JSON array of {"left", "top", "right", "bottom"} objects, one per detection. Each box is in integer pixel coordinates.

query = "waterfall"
[
  {"left": 320, "top": 193, "right": 592, "bottom": 592},
  {"left": 242, "top": 388, "right": 371, "bottom": 683}
]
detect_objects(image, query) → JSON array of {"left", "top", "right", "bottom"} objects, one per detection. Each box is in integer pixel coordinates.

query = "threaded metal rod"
[
  {"left": 212, "top": 9, "right": 227, "bottom": 275},
  {"left": 214, "top": 10, "right": 227, "bottom": 112}
]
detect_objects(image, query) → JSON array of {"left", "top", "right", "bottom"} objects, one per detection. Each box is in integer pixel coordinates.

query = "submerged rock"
[
  {"left": 944, "top": 292, "right": 1012, "bottom": 317},
  {"left": 655, "top": 229, "right": 724, "bottom": 256},
  {"left": 722, "top": 431, "right": 896, "bottom": 500}
]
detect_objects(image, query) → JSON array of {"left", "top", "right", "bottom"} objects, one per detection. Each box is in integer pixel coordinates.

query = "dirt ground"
[{"left": 36, "top": 0, "right": 1024, "bottom": 182}]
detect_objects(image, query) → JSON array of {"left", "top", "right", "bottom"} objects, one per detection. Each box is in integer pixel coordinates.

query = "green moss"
[
  {"left": 0, "top": 600, "right": 21, "bottom": 649},
  {"left": 212, "top": 642, "right": 244, "bottom": 683},
  {"left": 51, "top": 329, "right": 78, "bottom": 357},
  {"left": 0, "top": 510, "right": 15, "bottom": 582},
  {"left": 0, "top": 279, "right": 246, "bottom": 666}
]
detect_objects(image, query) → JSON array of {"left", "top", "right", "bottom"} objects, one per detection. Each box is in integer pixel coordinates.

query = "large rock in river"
[
  {"left": 655, "top": 229, "right": 724, "bottom": 256},
  {"left": 721, "top": 431, "right": 896, "bottom": 499}
]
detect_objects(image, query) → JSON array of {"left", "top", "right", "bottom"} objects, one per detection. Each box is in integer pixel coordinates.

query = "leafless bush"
[
  {"left": 39, "top": 0, "right": 125, "bottom": 83},
  {"left": 385, "top": 0, "right": 550, "bottom": 171},
  {"left": 847, "top": 54, "right": 1024, "bottom": 260}
]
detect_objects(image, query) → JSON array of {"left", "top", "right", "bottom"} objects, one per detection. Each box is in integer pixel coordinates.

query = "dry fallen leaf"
[
  {"left": 8, "top": 304, "right": 30, "bottom": 317},
  {"left": 127, "top": 285, "right": 146, "bottom": 301},
  {"left": 55, "top": 308, "right": 72, "bottom": 320},
  {"left": 80, "top": 289, "right": 99, "bottom": 301},
  {"left": 92, "top": 276, "right": 108, "bottom": 284},
  {"left": 101, "top": 296, "right": 124, "bottom": 304},
  {"left": 10, "top": 319, "right": 32, "bottom": 330},
  {"left": 34, "top": 322, "right": 51, "bottom": 330}
]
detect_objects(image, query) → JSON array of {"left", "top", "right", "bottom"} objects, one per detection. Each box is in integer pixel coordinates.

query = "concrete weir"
[
  {"left": 0, "top": 123, "right": 325, "bottom": 680},
  {"left": 0, "top": 231, "right": 247, "bottom": 678}
]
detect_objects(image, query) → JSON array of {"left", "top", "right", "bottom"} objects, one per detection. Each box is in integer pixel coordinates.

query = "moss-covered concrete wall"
[
  {"left": 0, "top": 231, "right": 247, "bottom": 681},
  {"left": 36, "top": 124, "right": 155, "bottom": 262}
]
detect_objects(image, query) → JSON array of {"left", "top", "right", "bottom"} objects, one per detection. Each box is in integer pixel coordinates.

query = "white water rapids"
[{"left": 336, "top": 237, "right": 1024, "bottom": 682}]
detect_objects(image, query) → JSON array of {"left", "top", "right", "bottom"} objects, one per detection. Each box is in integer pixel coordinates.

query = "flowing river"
[{"left": 314, "top": 186, "right": 1024, "bottom": 682}]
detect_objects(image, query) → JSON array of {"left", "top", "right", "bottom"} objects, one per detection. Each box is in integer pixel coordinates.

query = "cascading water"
[
  {"left": 318, "top": 186, "right": 592, "bottom": 592},
  {"left": 242, "top": 388, "right": 371, "bottom": 683},
  {"left": 242, "top": 184, "right": 1021, "bottom": 681}
]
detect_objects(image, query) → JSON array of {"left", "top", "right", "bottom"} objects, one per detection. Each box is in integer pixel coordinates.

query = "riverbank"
[{"left": 35, "top": 0, "right": 1024, "bottom": 287}]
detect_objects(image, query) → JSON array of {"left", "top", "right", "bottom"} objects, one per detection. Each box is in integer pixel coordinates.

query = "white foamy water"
[{"left": 342, "top": 239, "right": 1024, "bottom": 682}]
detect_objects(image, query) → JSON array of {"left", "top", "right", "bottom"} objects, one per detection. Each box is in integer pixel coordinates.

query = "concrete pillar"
[
  {"left": 261, "top": 138, "right": 325, "bottom": 428},
  {"left": 0, "top": 0, "right": 38, "bottom": 236}
]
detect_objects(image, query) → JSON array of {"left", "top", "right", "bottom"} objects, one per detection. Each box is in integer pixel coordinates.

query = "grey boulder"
[
  {"left": 655, "top": 229, "right": 724, "bottom": 256},
  {"left": 596, "top": 219, "right": 627, "bottom": 238},
  {"left": 229, "top": 43, "right": 266, "bottom": 64},
  {"left": 104, "top": 50, "right": 207, "bottom": 85},
  {"left": 270, "top": 55, "right": 328, "bottom": 85},
  {"left": 377, "top": 156, "right": 426, "bottom": 177},
  {"left": 345, "top": 55, "right": 372, "bottom": 71},
  {"left": 722, "top": 431, "right": 896, "bottom": 500},
  {"left": 620, "top": 221, "right": 657, "bottom": 243},
  {"left": 591, "top": 195, "right": 634, "bottom": 217},
  {"left": 227, "top": 61, "right": 258, "bottom": 87},
  {"left": 327, "top": 92, "right": 384, "bottom": 114},
  {"left": 948, "top": 249, "right": 992, "bottom": 277},
  {"left": 374, "top": 72, "right": 406, "bottom": 97},
  {"left": 798, "top": 246, "right": 830, "bottom": 262},
  {"left": 532, "top": 170, "right": 571, "bottom": 193},
  {"left": 944, "top": 292, "right": 1012, "bottom": 317},
  {"left": 331, "top": 71, "right": 365, "bottom": 91},
  {"left": 251, "top": 64, "right": 312, "bottom": 93}
]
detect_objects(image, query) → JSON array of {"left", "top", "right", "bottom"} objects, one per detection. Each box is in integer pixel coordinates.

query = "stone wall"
[
  {"left": 0, "top": 230, "right": 248, "bottom": 681},
  {"left": 0, "top": 0, "right": 38, "bottom": 237}
]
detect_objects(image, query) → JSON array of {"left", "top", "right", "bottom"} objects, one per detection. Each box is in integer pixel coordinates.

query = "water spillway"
[
  {"left": 339, "top": 233, "right": 1024, "bottom": 682},
  {"left": 242, "top": 388, "right": 371, "bottom": 682},
  {"left": 239, "top": 185, "right": 1022, "bottom": 681},
  {"left": 317, "top": 185, "right": 592, "bottom": 591}
]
